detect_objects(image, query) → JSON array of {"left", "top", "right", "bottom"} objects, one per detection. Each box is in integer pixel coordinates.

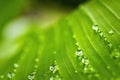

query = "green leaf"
[{"left": 0, "top": 0, "right": 120, "bottom": 80}]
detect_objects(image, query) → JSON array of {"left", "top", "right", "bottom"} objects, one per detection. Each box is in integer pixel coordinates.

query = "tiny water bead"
[
  {"left": 28, "top": 58, "right": 38, "bottom": 80},
  {"left": 92, "top": 25, "right": 99, "bottom": 32},
  {"left": 108, "top": 42, "right": 112, "bottom": 48},
  {"left": 49, "top": 64, "right": 58, "bottom": 74},
  {"left": 50, "top": 75, "right": 62, "bottom": 80},
  {"left": 76, "top": 49, "right": 83, "bottom": 57},
  {"left": 111, "top": 49, "right": 120, "bottom": 60},
  {"left": 7, "top": 63, "right": 19, "bottom": 79},
  {"left": 28, "top": 75, "right": 35, "bottom": 80},
  {"left": 75, "top": 42, "right": 79, "bottom": 46},
  {"left": 73, "top": 35, "right": 76, "bottom": 39},
  {"left": 35, "top": 58, "right": 39, "bottom": 62},
  {"left": 99, "top": 31, "right": 103, "bottom": 37},
  {"left": 75, "top": 70, "right": 78, "bottom": 73},
  {"left": 28, "top": 72, "right": 36, "bottom": 80},
  {"left": 108, "top": 30, "right": 114, "bottom": 34},
  {"left": 106, "top": 66, "right": 110, "bottom": 70},
  {"left": 0, "top": 75, "right": 4, "bottom": 79},
  {"left": 34, "top": 65, "right": 38, "bottom": 68},
  {"left": 82, "top": 58, "right": 89, "bottom": 65},
  {"left": 13, "top": 69, "right": 17, "bottom": 73},
  {"left": 55, "top": 75, "right": 62, "bottom": 80},
  {"left": 7, "top": 72, "right": 14, "bottom": 79},
  {"left": 50, "top": 77, "right": 53, "bottom": 80},
  {"left": 14, "top": 63, "right": 19, "bottom": 68}
]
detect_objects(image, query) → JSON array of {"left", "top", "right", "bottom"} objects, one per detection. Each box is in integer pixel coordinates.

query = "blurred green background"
[{"left": 0, "top": 0, "right": 88, "bottom": 42}]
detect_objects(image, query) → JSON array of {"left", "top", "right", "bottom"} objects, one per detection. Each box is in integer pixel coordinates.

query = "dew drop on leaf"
[
  {"left": 50, "top": 77, "right": 53, "bottom": 80},
  {"left": 28, "top": 75, "right": 35, "bottom": 80},
  {"left": 0, "top": 75, "right": 4, "bottom": 79},
  {"left": 108, "top": 42, "right": 112, "bottom": 48},
  {"left": 28, "top": 72, "right": 36, "bottom": 80},
  {"left": 7, "top": 72, "right": 14, "bottom": 79},
  {"left": 13, "top": 69, "right": 17, "bottom": 72},
  {"left": 94, "top": 73, "right": 99, "bottom": 77},
  {"left": 50, "top": 66, "right": 54, "bottom": 71},
  {"left": 73, "top": 35, "right": 76, "bottom": 39},
  {"left": 108, "top": 30, "right": 114, "bottom": 34},
  {"left": 49, "top": 63, "right": 59, "bottom": 74},
  {"left": 14, "top": 63, "right": 19, "bottom": 68},
  {"left": 55, "top": 75, "right": 62, "bottom": 80},
  {"left": 92, "top": 25, "right": 99, "bottom": 32},
  {"left": 76, "top": 49, "right": 83, "bottom": 57},
  {"left": 34, "top": 65, "right": 38, "bottom": 68},
  {"left": 75, "top": 70, "right": 78, "bottom": 73},
  {"left": 83, "top": 66, "right": 88, "bottom": 71},
  {"left": 106, "top": 66, "right": 110, "bottom": 69},
  {"left": 111, "top": 49, "right": 120, "bottom": 59},
  {"left": 35, "top": 58, "right": 39, "bottom": 62},
  {"left": 75, "top": 42, "right": 79, "bottom": 46},
  {"left": 81, "top": 57, "right": 89, "bottom": 65},
  {"left": 49, "top": 64, "right": 58, "bottom": 74},
  {"left": 99, "top": 31, "right": 103, "bottom": 37}
]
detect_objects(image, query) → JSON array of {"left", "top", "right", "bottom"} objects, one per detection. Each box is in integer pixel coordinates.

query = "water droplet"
[
  {"left": 35, "top": 58, "right": 39, "bottom": 62},
  {"left": 98, "top": 31, "right": 104, "bottom": 37},
  {"left": 75, "top": 70, "right": 78, "bottom": 73},
  {"left": 14, "top": 63, "right": 18, "bottom": 68},
  {"left": 49, "top": 64, "right": 58, "bottom": 74},
  {"left": 50, "top": 66, "right": 54, "bottom": 71},
  {"left": 90, "top": 67, "right": 94, "bottom": 72},
  {"left": 108, "top": 30, "right": 114, "bottom": 34},
  {"left": 28, "top": 75, "right": 35, "bottom": 80},
  {"left": 28, "top": 72, "right": 35, "bottom": 80},
  {"left": 76, "top": 49, "right": 83, "bottom": 57},
  {"left": 50, "top": 77, "right": 53, "bottom": 80},
  {"left": 84, "top": 66, "right": 88, "bottom": 71},
  {"left": 104, "top": 37, "right": 107, "bottom": 41},
  {"left": 81, "top": 58, "right": 85, "bottom": 63},
  {"left": 92, "top": 25, "right": 99, "bottom": 32},
  {"left": 0, "top": 75, "right": 4, "bottom": 79},
  {"left": 55, "top": 75, "right": 62, "bottom": 80},
  {"left": 82, "top": 58, "right": 89, "bottom": 65},
  {"left": 73, "top": 35, "right": 76, "bottom": 39},
  {"left": 34, "top": 65, "right": 38, "bottom": 68},
  {"left": 13, "top": 69, "right": 17, "bottom": 72},
  {"left": 7, "top": 72, "right": 14, "bottom": 79},
  {"left": 112, "top": 49, "right": 120, "bottom": 59},
  {"left": 94, "top": 73, "right": 99, "bottom": 77},
  {"left": 106, "top": 66, "right": 110, "bottom": 69},
  {"left": 108, "top": 42, "right": 112, "bottom": 48},
  {"left": 75, "top": 42, "right": 79, "bottom": 46}
]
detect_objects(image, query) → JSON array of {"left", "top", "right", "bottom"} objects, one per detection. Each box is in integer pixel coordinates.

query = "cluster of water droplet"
[
  {"left": 34, "top": 58, "right": 39, "bottom": 69},
  {"left": 49, "top": 61, "right": 62, "bottom": 80},
  {"left": 92, "top": 25, "right": 113, "bottom": 48},
  {"left": 7, "top": 63, "right": 19, "bottom": 79},
  {"left": 27, "top": 58, "right": 39, "bottom": 80},
  {"left": 28, "top": 71, "right": 36, "bottom": 80},
  {"left": 75, "top": 49, "right": 99, "bottom": 78},
  {"left": 49, "top": 62, "right": 59, "bottom": 74}
]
